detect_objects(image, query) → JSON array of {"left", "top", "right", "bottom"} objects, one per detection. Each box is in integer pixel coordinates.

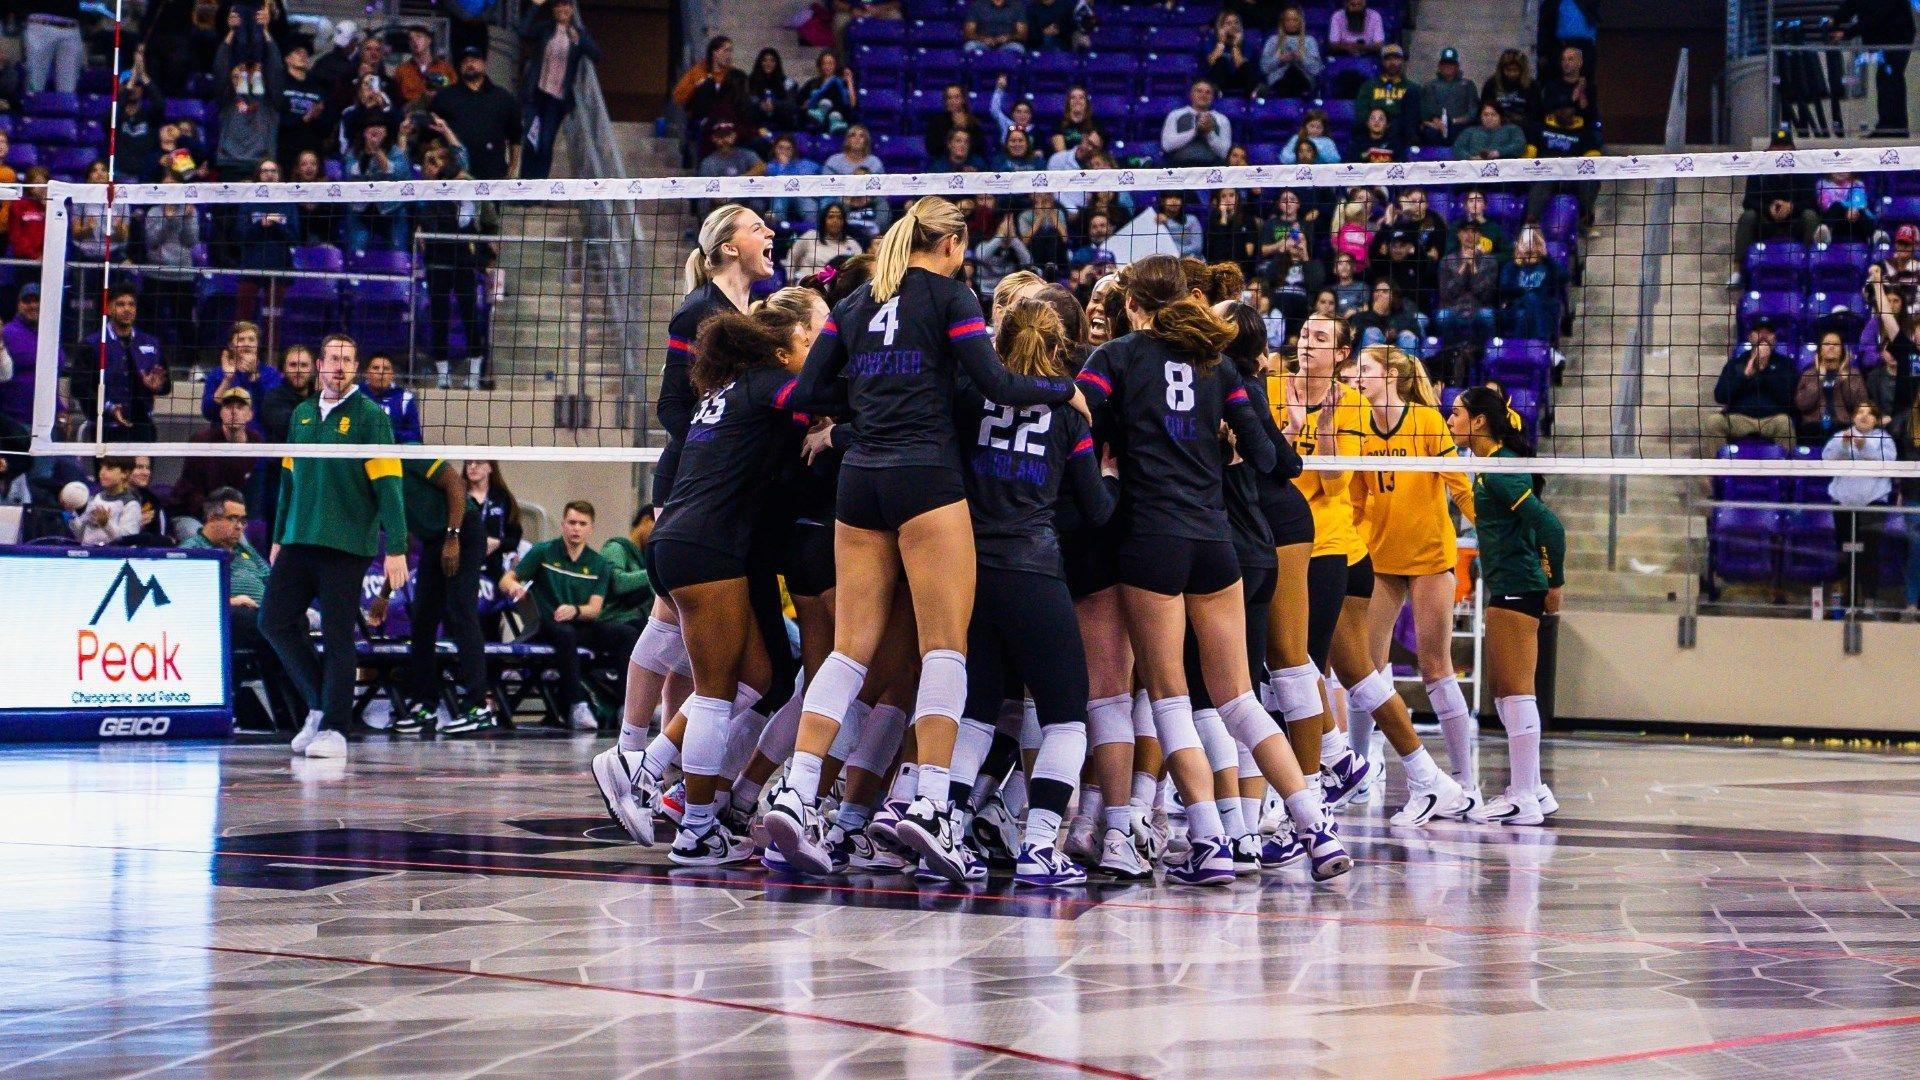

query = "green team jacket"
[{"left": 274, "top": 389, "right": 408, "bottom": 557}]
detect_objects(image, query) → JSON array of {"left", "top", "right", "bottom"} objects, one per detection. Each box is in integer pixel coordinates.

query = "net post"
[{"left": 29, "top": 186, "right": 74, "bottom": 455}]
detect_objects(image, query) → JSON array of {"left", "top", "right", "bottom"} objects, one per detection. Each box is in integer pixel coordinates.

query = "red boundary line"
[{"left": 1436, "top": 1011, "right": 1920, "bottom": 1079}]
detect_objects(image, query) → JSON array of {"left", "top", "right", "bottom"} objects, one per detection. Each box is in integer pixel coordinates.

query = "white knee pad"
[
  {"left": 951, "top": 716, "right": 997, "bottom": 789},
  {"left": 799, "top": 652, "right": 867, "bottom": 726},
  {"left": 1236, "top": 741, "right": 1258, "bottom": 776},
  {"left": 678, "top": 694, "right": 733, "bottom": 777},
  {"left": 827, "top": 699, "right": 870, "bottom": 762},
  {"left": 1270, "top": 663, "right": 1324, "bottom": 724},
  {"left": 1220, "top": 690, "right": 1282, "bottom": 751},
  {"left": 717, "top": 706, "right": 771, "bottom": 782},
  {"left": 1347, "top": 668, "right": 1398, "bottom": 718},
  {"left": 1192, "top": 708, "right": 1237, "bottom": 773},
  {"left": 1032, "top": 721, "right": 1087, "bottom": 787},
  {"left": 754, "top": 692, "right": 804, "bottom": 763},
  {"left": 732, "top": 682, "right": 763, "bottom": 717},
  {"left": 1087, "top": 694, "right": 1134, "bottom": 749},
  {"left": 1494, "top": 695, "right": 1541, "bottom": 737},
  {"left": 1131, "top": 689, "right": 1156, "bottom": 740},
  {"left": 846, "top": 703, "right": 908, "bottom": 777},
  {"left": 912, "top": 649, "right": 967, "bottom": 722},
  {"left": 629, "top": 616, "right": 692, "bottom": 678},
  {"left": 1426, "top": 675, "right": 1471, "bottom": 722},
  {"left": 1149, "top": 695, "right": 1203, "bottom": 757}
]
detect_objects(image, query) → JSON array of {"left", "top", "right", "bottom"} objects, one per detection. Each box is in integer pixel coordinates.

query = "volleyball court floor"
[{"left": 4, "top": 731, "right": 1919, "bottom": 1078}]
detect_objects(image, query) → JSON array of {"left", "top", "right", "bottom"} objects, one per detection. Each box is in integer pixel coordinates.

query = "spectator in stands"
[
  {"left": 1282, "top": 109, "right": 1340, "bottom": 163},
  {"left": 126, "top": 456, "right": 174, "bottom": 544},
  {"left": 1871, "top": 297, "right": 1920, "bottom": 446},
  {"left": 1205, "top": 11, "right": 1262, "bottom": 96},
  {"left": 518, "top": 0, "right": 601, "bottom": 181},
  {"left": 73, "top": 457, "right": 144, "bottom": 546},
  {"left": 1327, "top": 0, "right": 1384, "bottom": 59},
  {"left": 1389, "top": 188, "right": 1447, "bottom": 261},
  {"left": 1261, "top": 226, "right": 1321, "bottom": 328},
  {"left": 286, "top": 151, "right": 340, "bottom": 245},
  {"left": 1498, "top": 232, "right": 1563, "bottom": 340},
  {"left": 789, "top": 202, "right": 863, "bottom": 281},
  {"left": 1330, "top": 187, "right": 1378, "bottom": 267},
  {"left": 1346, "top": 105, "right": 1402, "bottom": 163},
  {"left": 1815, "top": 172, "right": 1877, "bottom": 244},
  {"left": 434, "top": 46, "right": 522, "bottom": 181},
  {"left": 798, "top": 51, "right": 856, "bottom": 136},
  {"left": 0, "top": 285, "right": 39, "bottom": 429},
  {"left": 1730, "top": 131, "right": 1819, "bottom": 287},
  {"left": 925, "top": 84, "right": 988, "bottom": 161},
  {"left": 200, "top": 323, "right": 278, "bottom": 422},
  {"left": 500, "top": 499, "right": 633, "bottom": 731},
  {"left": 1825, "top": 402, "right": 1897, "bottom": 607},
  {"left": 1154, "top": 191, "right": 1205, "bottom": 259},
  {"left": 1833, "top": 0, "right": 1913, "bottom": 139},
  {"left": 839, "top": 176, "right": 893, "bottom": 242},
  {"left": 181, "top": 486, "right": 293, "bottom": 721},
  {"left": 214, "top": 14, "right": 283, "bottom": 179},
  {"left": 992, "top": 126, "right": 1045, "bottom": 173},
  {"left": 362, "top": 353, "right": 424, "bottom": 444},
  {"left": 115, "top": 70, "right": 166, "bottom": 183},
  {"left": 23, "top": 0, "right": 84, "bottom": 95},
  {"left": 1481, "top": 48, "right": 1533, "bottom": 125},
  {"left": 1420, "top": 47, "right": 1476, "bottom": 145},
  {"left": 139, "top": 168, "right": 205, "bottom": 340},
  {"left": 172, "top": 388, "right": 265, "bottom": 527},
  {"left": 262, "top": 333, "right": 410, "bottom": 760},
  {"left": 1705, "top": 317, "right": 1799, "bottom": 450},
  {"left": 965, "top": 0, "right": 1029, "bottom": 55},
  {"left": 259, "top": 343, "right": 312, "bottom": 439},
  {"left": 396, "top": 25, "right": 455, "bottom": 105},
  {"left": 1027, "top": 0, "right": 1078, "bottom": 52},
  {"left": 974, "top": 216, "right": 1033, "bottom": 298},
  {"left": 1797, "top": 330, "right": 1871, "bottom": 446},
  {"left": 682, "top": 36, "right": 749, "bottom": 163},
  {"left": 275, "top": 40, "right": 329, "bottom": 172},
  {"left": 1016, "top": 191, "right": 1071, "bottom": 269},
  {"left": 988, "top": 78, "right": 1041, "bottom": 146},
  {"left": 931, "top": 128, "right": 983, "bottom": 174},
  {"left": 1538, "top": 0, "right": 1598, "bottom": 87},
  {"left": 1328, "top": 250, "right": 1366, "bottom": 313},
  {"left": 1867, "top": 223, "right": 1920, "bottom": 330},
  {"left": 828, "top": 0, "right": 905, "bottom": 56},
  {"left": 1447, "top": 188, "right": 1512, "bottom": 261},
  {"left": 1356, "top": 43, "right": 1418, "bottom": 145},
  {"left": 308, "top": 21, "right": 361, "bottom": 95},
  {"left": 1070, "top": 209, "right": 1117, "bottom": 269},
  {"left": 1454, "top": 101, "right": 1526, "bottom": 160},
  {"left": 415, "top": 143, "right": 492, "bottom": 392},
  {"left": 765, "top": 134, "right": 822, "bottom": 229},
  {"left": 98, "top": 285, "right": 168, "bottom": 444},
  {"left": 697, "top": 121, "right": 766, "bottom": 187},
  {"left": 1437, "top": 219, "right": 1498, "bottom": 348},
  {"left": 825, "top": 124, "right": 882, "bottom": 175},
  {"left": 1162, "top": 79, "right": 1233, "bottom": 167},
  {"left": 235, "top": 158, "right": 297, "bottom": 331},
  {"left": 1369, "top": 222, "right": 1436, "bottom": 313},
  {"left": 140, "top": 0, "right": 220, "bottom": 97},
  {"left": 1051, "top": 87, "right": 1104, "bottom": 154},
  {"left": 71, "top": 160, "right": 129, "bottom": 264},
  {"left": 1535, "top": 44, "right": 1597, "bottom": 126},
  {"left": 1261, "top": 6, "right": 1324, "bottom": 99},
  {"left": 465, "top": 458, "right": 521, "bottom": 636},
  {"left": 1206, "top": 187, "right": 1259, "bottom": 274},
  {"left": 395, "top": 457, "right": 496, "bottom": 734},
  {"left": 747, "top": 48, "right": 799, "bottom": 139},
  {"left": 1526, "top": 100, "right": 1603, "bottom": 225},
  {"left": 344, "top": 114, "right": 411, "bottom": 250},
  {"left": 1353, "top": 278, "right": 1420, "bottom": 351}
]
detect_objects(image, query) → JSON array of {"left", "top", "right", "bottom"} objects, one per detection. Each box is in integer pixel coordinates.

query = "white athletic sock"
[
  {"left": 642, "top": 730, "right": 680, "bottom": 781},
  {"left": 915, "top": 763, "right": 951, "bottom": 807},
  {"left": 1319, "top": 727, "right": 1347, "bottom": 769},
  {"left": 1427, "top": 675, "right": 1477, "bottom": 787},
  {"left": 1185, "top": 798, "right": 1225, "bottom": 842},
  {"left": 1495, "top": 695, "right": 1543, "bottom": 794},
  {"left": 1219, "top": 798, "right": 1247, "bottom": 838},
  {"left": 1284, "top": 789, "right": 1326, "bottom": 833},
  {"left": 887, "top": 763, "right": 918, "bottom": 804},
  {"left": 728, "top": 777, "right": 762, "bottom": 815},
  {"left": 837, "top": 800, "right": 871, "bottom": 832},
  {"left": 617, "top": 721, "right": 649, "bottom": 753},
  {"left": 1078, "top": 789, "right": 1104, "bottom": 824},
  {"left": 950, "top": 718, "right": 997, "bottom": 798},
  {"left": 1347, "top": 700, "right": 1376, "bottom": 763},
  {"left": 787, "top": 751, "right": 824, "bottom": 804},
  {"left": 1130, "top": 771, "right": 1157, "bottom": 807},
  {"left": 682, "top": 799, "right": 716, "bottom": 831},
  {"left": 1001, "top": 770, "right": 1028, "bottom": 818},
  {"left": 1103, "top": 805, "right": 1131, "bottom": 833},
  {"left": 1025, "top": 808, "right": 1063, "bottom": 848},
  {"left": 1400, "top": 745, "right": 1443, "bottom": 788},
  {"left": 1239, "top": 796, "right": 1261, "bottom": 826}
]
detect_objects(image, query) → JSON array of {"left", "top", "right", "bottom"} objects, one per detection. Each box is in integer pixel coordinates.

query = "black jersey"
[
  {"left": 959, "top": 390, "right": 1116, "bottom": 578},
  {"left": 1075, "top": 332, "right": 1278, "bottom": 542},
  {"left": 1242, "top": 378, "right": 1313, "bottom": 548},
  {"left": 652, "top": 365, "right": 797, "bottom": 558},
  {"left": 653, "top": 282, "right": 741, "bottom": 505},
  {"left": 1224, "top": 460, "right": 1276, "bottom": 570},
  {"left": 788, "top": 267, "right": 1075, "bottom": 471}
]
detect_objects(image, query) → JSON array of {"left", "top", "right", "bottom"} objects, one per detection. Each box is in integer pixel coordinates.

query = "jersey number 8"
[
  {"left": 1164, "top": 361, "right": 1195, "bottom": 412},
  {"left": 978, "top": 403, "right": 1052, "bottom": 456}
]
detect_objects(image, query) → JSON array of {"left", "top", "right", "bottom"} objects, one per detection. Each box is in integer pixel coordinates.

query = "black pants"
[
  {"left": 521, "top": 91, "right": 572, "bottom": 181},
  {"left": 426, "top": 251, "right": 486, "bottom": 367},
  {"left": 1265, "top": 66, "right": 1313, "bottom": 99},
  {"left": 232, "top": 606, "right": 300, "bottom": 730},
  {"left": 747, "top": 533, "right": 802, "bottom": 716},
  {"left": 408, "top": 521, "right": 488, "bottom": 710},
  {"left": 1877, "top": 49, "right": 1910, "bottom": 137},
  {"left": 1836, "top": 509, "right": 1886, "bottom": 602},
  {"left": 259, "top": 543, "right": 366, "bottom": 732},
  {"left": 531, "top": 616, "right": 639, "bottom": 712},
  {"left": 1305, "top": 554, "right": 1349, "bottom": 671},
  {"left": 962, "top": 568, "right": 1088, "bottom": 730}
]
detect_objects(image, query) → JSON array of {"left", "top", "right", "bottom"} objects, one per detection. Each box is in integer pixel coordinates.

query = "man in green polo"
[
  {"left": 260, "top": 333, "right": 410, "bottom": 760},
  {"left": 499, "top": 500, "right": 636, "bottom": 732}
]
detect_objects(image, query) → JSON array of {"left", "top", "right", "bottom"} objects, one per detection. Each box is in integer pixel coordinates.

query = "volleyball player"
[
  {"left": 1077, "top": 256, "right": 1349, "bottom": 885},
  {"left": 1349, "top": 346, "right": 1483, "bottom": 814},
  {"left": 1448, "top": 387, "right": 1565, "bottom": 826},
  {"left": 595, "top": 204, "right": 773, "bottom": 844},
  {"left": 765, "top": 197, "right": 1089, "bottom": 883}
]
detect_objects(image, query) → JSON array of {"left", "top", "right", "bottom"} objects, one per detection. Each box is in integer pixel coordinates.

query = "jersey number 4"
[
  {"left": 978, "top": 403, "right": 1052, "bottom": 456},
  {"left": 1164, "top": 361, "right": 1195, "bottom": 412},
  {"left": 869, "top": 298, "right": 901, "bottom": 345}
]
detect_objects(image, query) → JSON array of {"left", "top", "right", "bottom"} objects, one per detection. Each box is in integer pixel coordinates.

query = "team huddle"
[{"left": 590, "top": 195, "right": 1567, "bottom": 888}]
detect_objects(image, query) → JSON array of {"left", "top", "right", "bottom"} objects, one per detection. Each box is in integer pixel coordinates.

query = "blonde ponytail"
[
  {"left": 1359, "top": 344, "right": 1440, "bottom": 408},
  {"left": 995, "top": 298, "right": 1067, "bottom": 378},
  {"left": 872, "top": 196, "right": 968, "bottom": 302},
  {"left": 685, "top": 203, "right": 756, "bottom": 292}
]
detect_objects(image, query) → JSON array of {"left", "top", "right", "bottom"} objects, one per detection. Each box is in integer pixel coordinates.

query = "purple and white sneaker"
[
  {"left": 1013, "top": 843, "right": 1087, "bottom": 887},
  {"left": 868, "top": 799, "right": 909, "bottom": 850},
  {"left": 1164, "top": 835, "right": 1236, "bottom": 887},
  {"left": 1305, "top": 823, "right": 1354, "bottom": 881},
  {"left": 1320, "top": 751, "right": 1373, "bottom": 812},
  {"left": 1259, "top": 825, "right": 1306, "bottom": 869}
]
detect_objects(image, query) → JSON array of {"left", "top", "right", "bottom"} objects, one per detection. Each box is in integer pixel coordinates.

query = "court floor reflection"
[{"left": 3, "top": 733, "right": 1919, "bottom": 1078}]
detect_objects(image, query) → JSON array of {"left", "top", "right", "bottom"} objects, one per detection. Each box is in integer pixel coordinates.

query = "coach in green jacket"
[{"left": 260, "top": 333, "right": 410, "bottom": 760}]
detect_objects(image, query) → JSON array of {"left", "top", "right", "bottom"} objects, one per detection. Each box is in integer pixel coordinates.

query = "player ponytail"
[
  {"left": 872, "top": 196, "right": 968, "bottom": 302},
  {"left": 996, "top": 298, "right": 1068, "bottom": 379},
  {"left": 685, "top": 204, "right": 757, "bottom": 292},
  {"left": 1215, "top": 300, "right": 1269, "bottom": 381},
  {"left": 1457, "top": 386, "right": 1533, "bottom": 457},
  {"left": 692, "top": 312, "right": 790, "bottom": 395},
  {"left": 1119, "top": 254, "right": 1233, "bottom": 370}
]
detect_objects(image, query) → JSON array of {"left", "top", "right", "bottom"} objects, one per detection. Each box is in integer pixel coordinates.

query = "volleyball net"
[{"left": 21, "top": 145, "right": 1920, "bottom": 478}]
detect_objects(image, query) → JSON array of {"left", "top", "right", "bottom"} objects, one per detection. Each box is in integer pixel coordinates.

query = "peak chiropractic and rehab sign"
[{"left": 0, "top": 547, "right": 232, "bottom": 741}]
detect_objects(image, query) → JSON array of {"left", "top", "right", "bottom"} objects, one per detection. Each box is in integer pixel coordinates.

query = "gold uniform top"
[
  {"left": 1350, "top": 402, "right": 1476, "bottom": 577},
  {"left": 1268, "top": 374, "right": 1370, "bottom": 564}
]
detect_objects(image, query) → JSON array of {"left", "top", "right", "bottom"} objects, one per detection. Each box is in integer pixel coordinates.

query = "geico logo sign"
[{"left": 98, "top": 715, "right": 172, "bottom": 737}]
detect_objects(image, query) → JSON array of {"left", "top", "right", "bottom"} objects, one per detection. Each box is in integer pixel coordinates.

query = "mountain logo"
[{"left": 89, "top": 562, "right": 172, "bottom": 626}]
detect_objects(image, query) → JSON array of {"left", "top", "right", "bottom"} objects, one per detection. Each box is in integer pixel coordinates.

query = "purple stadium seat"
[
  {"left": 18, "top": 117, "right": 78, "bottom": 145},
  {"left": 1149, "top": 26, "right": 1209, "bottom": 54},
  {"left": 909, "top": 47, "right": 964, "bottom": 91},
  {"left": 1028, "top": 50, "right": 1080, "bottom": 93},
  {"left": 49, "top": 146, "right": 94, "bottom": 174},
  {"left": 852, "top": 45, "right": 908, "bottom": 92},
  {"left": 1090, "top": 91, "right": 1130, "bottom": 121},
  {"left": 1080, "top": 53, "right": 1139, "bottom": 95},
  {"left": 1744, "top": 241, "right": 1807, "bottom": 291},
  {"left": 1089, "top": 23, "right": 1140, "bottom": 52},
  {"left": 1030, "top": 90, "right": 1066, "bottom": 119},
  {"left": 1261, "top": 96, "right": 1306, "bottom": 128},
  {"left": 344, "top": 270, "right": 414, "bottom": 356},
  {"left": 75, "top": 93, "right": 111, "bottom": 120},
  {"left": 77, "top": 67, "right": 115, "bottom": 94},
  {"left": 968, "top": 52, "right": 1026, "bottom": 92},
  {"left": 1779, "top": 509, "right": 1838, "bottom": 583},
  {"left": 1876, "top": 194, "right": 1920, "bottom": 224},
  {"left": 277, "top": 279, "right": 339, "bottom": 352},
  {"left": 1738, "top": 290, "right": 1802, "bottom": 340},
  {"left": 1321, "top": 97, "right": 1357, "bottom": 128},
  {"left": 1802, "top": 291, "right": 1865, "bottom": 342},
  {"left": 1245, "top": 141, "right": 1282, "bottom": 165},
  {"left": 1484, "top": 337, "right": 1552, "bottom": 396},
  {"left": 1713, "top": 441, "right": 1787, "bottom": 502},
  {"left": 910, "top": 18, "right": 965, "bottom": 49},
  {"left": 1146, "top": 59, "right": 1199, "bottom": 98},
  {"left": 1160, "top": 5, "right": 1213, "bottom": 27},
  {"left": 1505, "top": 386, "right": 1543, "bottom": 431},
  {"left": 1320, "top": 56, "right": 1378, "bottom": 92},
  {"left": 1710, "top": 507, "right": 1779, "bottom": 583},
  {"left": 324, "top": 158, "right": 344, "bottom": 181},
  {"left": 80, "top": 119, "right": 104, "bottom": 148},
  {"left": 1213, "top": 96, "right": 1251, "bottom": 127},
  {"left": 860, "top": 87, "right": 905, "bottom": 125},
  {"left": 1484, "top": 191, "right": 1526, "bottom": 231},
  {"left": 5, "top": 143, "right": 37, "bottom": 170},
  {"left": 1403, "top": 144, "right": 1449, "bottom": 162},
  {"left": 24, "top": 91, "right": 76, "bottom": 117},
  {"left": 163, "top": 98, "right": 211, "bottom": 126},
  {"left": 291, "top": 244, "right": 345, "bottom": 273},
  {"left": 847, "top": 16, "right": 907, "bottom": 47},
  {"left": 1808, "top": 242, "right": 1869, "bottom": 294}
]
